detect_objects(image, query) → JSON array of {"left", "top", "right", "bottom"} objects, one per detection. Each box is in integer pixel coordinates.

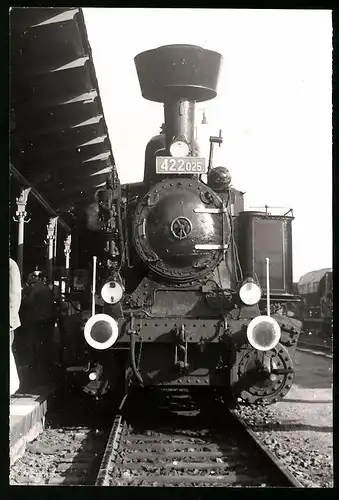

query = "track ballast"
[{"left": 95, "top": 389, "right": 303, "bottom": 487}]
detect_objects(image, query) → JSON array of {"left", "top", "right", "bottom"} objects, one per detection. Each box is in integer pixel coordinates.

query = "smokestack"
[{"left": 134, "top": 44, "right": 223, "bottom": 150}]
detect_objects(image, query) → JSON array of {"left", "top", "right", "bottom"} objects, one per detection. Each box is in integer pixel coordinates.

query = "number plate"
[{"left": 156, "top": 156, "right": 207, "bottom": 174}]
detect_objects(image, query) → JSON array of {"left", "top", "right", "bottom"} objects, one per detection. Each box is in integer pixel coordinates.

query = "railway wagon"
[{"left": 297, "top": 268, "right": 332, "bottom": 338}]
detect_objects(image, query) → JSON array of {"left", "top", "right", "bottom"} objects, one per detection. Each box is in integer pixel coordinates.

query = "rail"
[
  {"left": 228, "top": 408, "right": 304, "bottom": 487},
  {"left": 95, "top": 414, "right": 124, "bottom": 486},
  {"left": 94, "top": 391, "right": 304, "bottom": 487}
]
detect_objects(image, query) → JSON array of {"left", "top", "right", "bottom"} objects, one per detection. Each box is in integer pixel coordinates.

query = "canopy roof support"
[{"left": 10, "top": 162, "right": 71, "bottom": 233}]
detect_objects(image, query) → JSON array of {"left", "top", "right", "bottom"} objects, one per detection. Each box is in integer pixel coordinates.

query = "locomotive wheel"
[{"left": 234, "top": 343, "right": 294, "bottom": 405}]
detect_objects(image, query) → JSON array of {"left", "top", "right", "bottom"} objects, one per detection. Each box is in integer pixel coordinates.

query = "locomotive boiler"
[{"left": 62, "top": 44, "right": 302, "bottom": 405}]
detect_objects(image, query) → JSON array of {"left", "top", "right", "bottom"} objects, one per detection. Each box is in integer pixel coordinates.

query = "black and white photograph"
[{"left": 9, "top": 7, "right": 332, "bottom": 488}]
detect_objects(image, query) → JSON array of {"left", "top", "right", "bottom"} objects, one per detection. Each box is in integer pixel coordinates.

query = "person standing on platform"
[
  {"left": 20, "top": 270, "right": 56, "bottom": 383},
  {"left": 9, "top": 258, "right": 22, "bottom": 395}
]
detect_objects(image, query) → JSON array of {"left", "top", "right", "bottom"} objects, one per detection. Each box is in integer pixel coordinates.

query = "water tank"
[{"left": 237, "top": 211, "right": 294, "bottom": 294}]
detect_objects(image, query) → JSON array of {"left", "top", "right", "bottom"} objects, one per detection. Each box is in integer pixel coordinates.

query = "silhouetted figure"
[{"left": 20, "top": 270, "right": 56, "bottom": 383}]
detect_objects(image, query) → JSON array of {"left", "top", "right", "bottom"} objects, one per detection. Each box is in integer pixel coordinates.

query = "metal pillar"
[
  {"left": 46, "top": 217, "right": 58, "bottom": 285},
  {"left": 13, "top": 187, "right": 31, "bottom": 275},
  {"left": 63, "top": 234, "right": 71, "bottom": 295},
  {"left": 54, "top": 219, "right": 58, "bottom": 261},
  {"left": 64, "top": 234, "right": 71, "bottom": 271}
]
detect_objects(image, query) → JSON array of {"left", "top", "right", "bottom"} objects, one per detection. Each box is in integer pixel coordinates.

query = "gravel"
[
  {"left": 10, "top": 426, "right": 102, "bottom": 485},
  {"left": 235, "top": 396, "right": 333, "bottom": 488}
]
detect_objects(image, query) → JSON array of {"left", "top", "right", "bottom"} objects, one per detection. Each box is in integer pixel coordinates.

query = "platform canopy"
[
  {"left": 10, "top": 7, "right": 116, "bottom": 227},
  {"left": 297, "top": 268, "right": 332, "bottom": 295}
]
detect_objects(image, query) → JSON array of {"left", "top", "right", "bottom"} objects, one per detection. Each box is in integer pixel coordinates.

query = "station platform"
[{"left": 10, "top": 385, "right": 56, "bottom": 465}]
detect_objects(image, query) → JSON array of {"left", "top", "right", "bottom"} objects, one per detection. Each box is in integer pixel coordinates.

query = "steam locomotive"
[{"left": 61, "top": 44, "right": 302, "bottom": 405}]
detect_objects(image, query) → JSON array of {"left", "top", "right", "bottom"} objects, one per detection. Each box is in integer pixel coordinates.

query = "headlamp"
[
  {"left": 84, "top": 313, "right": 118, "bottom": 350},
  {"left": 247, "top": 315, "right": 281, "bottom": 351},
  {"left": 239, "top": 279, "right": 262, "bottom": 306},
  {"left": 101, "top": 281, "right": 124, "bottom": 304},
  {"left": 169, "top": 140, "right": 190, "bottom": 157}
]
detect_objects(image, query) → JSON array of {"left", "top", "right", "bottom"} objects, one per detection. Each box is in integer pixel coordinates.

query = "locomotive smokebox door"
[
  {"left": 237, "top": 211, "right": 294, "bottom": 295},
  {"left": 132, "top": 177, "right": 230, "bottom": 282}
]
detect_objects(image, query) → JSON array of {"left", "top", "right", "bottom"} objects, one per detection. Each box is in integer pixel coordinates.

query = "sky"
[{"left": 83, "top": 8, "right": 332, "bottom": 282}]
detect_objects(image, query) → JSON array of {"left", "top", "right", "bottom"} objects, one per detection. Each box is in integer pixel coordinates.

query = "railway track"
[
  {"left": 95, "top": 390, "right": 303, "bottom": 487},
  {"left": 10, "top": 388, "right": 303, "bottom": 487}
]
